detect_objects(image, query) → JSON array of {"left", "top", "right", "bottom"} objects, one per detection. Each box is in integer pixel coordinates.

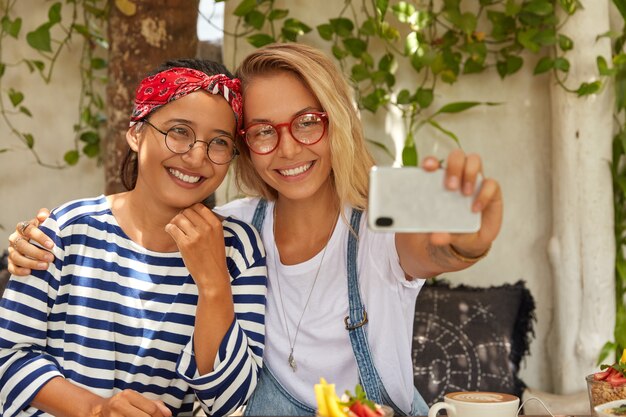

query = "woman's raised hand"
[
  {"left": 422, "top": 149, "right": 503, "bottom": 258},
  {"left": 7, "top": 208, "right": 53, "bottom": 275}
]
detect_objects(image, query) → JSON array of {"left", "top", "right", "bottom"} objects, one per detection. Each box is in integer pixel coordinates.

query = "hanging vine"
[{"left": 0, "top": 0, "right": 108, "bottom": 168}]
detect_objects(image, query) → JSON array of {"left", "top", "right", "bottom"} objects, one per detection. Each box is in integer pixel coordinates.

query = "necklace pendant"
[{"left": 288, "top": 351, "right": 297, "bottom": 372}]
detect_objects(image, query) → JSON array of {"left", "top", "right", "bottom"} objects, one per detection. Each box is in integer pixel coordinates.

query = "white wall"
[{"left": 0, "top": 1, "right": 105, "bottom": 234}]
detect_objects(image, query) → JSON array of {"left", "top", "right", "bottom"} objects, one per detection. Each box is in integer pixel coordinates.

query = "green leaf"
[
  {"left": 558, "top": 34, "right": 574, "bottom": 51},
  {"left": 366, "top": 139, "right": 394, "bottom": 160},
  {"left": 523, "top": 0, "right": 554, "bottom": 16},
  {"left": 518, "top": 28, "right": 541, "bottom": 53},
  {"left": 361, "top": 88, "right": 388, "bottom": 112},
  {"left": 434, "top": 101, "right": 482, "bottom": 115},
  {"left": 26, "top": 23, "right": 52, "bottom": 52},
  {"left": 414, "top": 88, "right": 434, "bottom": 108},
  {"left": 597, "top": 56, "right": 613, "bottom": 76},
  {"left": 502, "top": 55, "right": 524, "bottom": 76},
  {"left": 534, "top": 29, "right": 557, "bottom": 47},
  {"left": 246, "top": 34, "right": 274, "bottom": 48},
  {"left": 80, "top": 131, "right": 100, "bottom": 144},
  {"left": 244, "top": 10, "right": 265, "bottom": 30},
  {"left": 48, "top": 2, "right": 62, "bottom": 24},
  {"left": 332, "top": 45, "right": 349, "bottom": 60},
  {"left": 2, "top": 16, "right": 22, "bottom": 38},
  {"left": 64, "top": 150, "right": 80, "bottom": 165},
  {"left": 268, "top": 9, "right": 289, "bottom": 21},
  {"left": 90, "top": 57, "right": 107, "bottom": 70},
  {"left": 351, "top": 64, "right": 370, "bottom": 82},
  {"left": 330, "top": 18, "right": 354, "bottom": 37},
  {"left": 360, "top": 18, "right": 377, "bottom": 36},
  {"left": 376, "top": 0, "right": 390, "bottom": 19},
  {"left": 458, "top": 12, "right": 477, "bottom": 35},
  {"left": 396, "top": 89, "right": 412, "bottom": 105},
  {"left": 392, "top": 2, "right": 417, "bottom": 23},
  {"left": 597, "top": 341, "right": 618, "bottom": 365},
  {"left": 558, "top": 0, "right": 580, "bottom": 14},
  {"left": 576, "top": 81, "right": 602, "bottom": 96},
  {"left": 534, "top": 57, "right": 554, "bottom": 74},
  {"left": 402, "top": 133, "right": 418, "bottom": 166},
  {"left": 31, "top": 60, "right": 45, "bottom": 72},
  {"left": 378, "top": 53, "right": 396, "bottom": 72},
  {"left": 83, "top": 142, "right": 100, "bottom": 158},
  {"left": 23, "top": 133, "right": 34, "bottom": 148},
  {"left": 9, "top": 89, "right": 24, "bottom": 107},
  {"left": 233, "top": 0, "right": 257, "bottom": 17},
  {"left": 553, "top": 57, "right": 570, "bottom": 72},
  {"left": 505, "top": 0, "right": 522, "bottom": 16},
  {"left": 343, "top": 38, "right": 367, "bottom": 57},
  {"left": 317, "top": 23, "right": 334, "bottom": 40},
  {"left": 281, "top": 19, "right": 312, "bottom": 41},
  {"left": 405, "top": 32, "right": 419, "bottom": 55},
  {"left": 428, "top": 119, "right": 460, "bottom": 145},
  {"left": 463, "top": 58, "right": 484, "bottom": 74},
  {"left": 19, "top": 106, "right": 32, "bottom": 117},
  {"left": 615, "top": 0, "right": 626, "bottom": 21},
  {"left": 0, "top": 63, "right": 4, "bottom": 78}
]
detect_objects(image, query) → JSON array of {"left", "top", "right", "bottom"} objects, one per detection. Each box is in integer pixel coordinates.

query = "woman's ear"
[{"left": 126, "top": 124, "right": 141, "bottom": 152}]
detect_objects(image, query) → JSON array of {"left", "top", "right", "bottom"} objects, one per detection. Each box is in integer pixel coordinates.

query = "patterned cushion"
[{"left": 412, "top": 280, "right": 536, "bottom": 406}]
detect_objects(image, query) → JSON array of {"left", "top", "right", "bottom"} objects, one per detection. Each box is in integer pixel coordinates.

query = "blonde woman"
[{"left": 8, "top": 43, "right": 502, "bottom": 416}]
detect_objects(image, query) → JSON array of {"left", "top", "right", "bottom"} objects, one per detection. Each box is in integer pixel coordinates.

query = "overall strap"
[
  {"left": 252, "top": 199, "right": 268, "bottom": 232},
  {"left": 345, "top": 209, "right": 406, "bottom": 415}
]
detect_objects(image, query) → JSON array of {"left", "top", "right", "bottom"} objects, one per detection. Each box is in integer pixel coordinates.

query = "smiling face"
[
  {"left": 127, "top": 90, "right": 236, "bottom": 211},
  {"left": 242, "top": 71, "right": 333, "bottom": 203}
]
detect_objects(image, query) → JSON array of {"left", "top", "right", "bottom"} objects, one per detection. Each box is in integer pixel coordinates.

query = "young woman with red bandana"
[
  {"left": 0, "top": 60, "right": 267, "bottom": 417},
  {"left": 8, "top": 44, "right": 502, "bottom": 417}
]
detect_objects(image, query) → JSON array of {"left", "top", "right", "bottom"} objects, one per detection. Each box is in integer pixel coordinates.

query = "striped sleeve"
[
  {"left": 0, "top": 214, "right": 65, "bottom": 417},
  {"left": 176, "top": 218, "right": 267, "bottom": 417}
]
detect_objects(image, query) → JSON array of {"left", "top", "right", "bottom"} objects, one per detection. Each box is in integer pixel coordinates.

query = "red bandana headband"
[{"left": 129, "top": 67, "right": 243, "bottom": 128}]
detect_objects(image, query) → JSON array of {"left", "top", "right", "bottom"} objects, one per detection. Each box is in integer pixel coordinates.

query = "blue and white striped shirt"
[{"left": 0, "top": 196, "right": 267, "bottom": 417}]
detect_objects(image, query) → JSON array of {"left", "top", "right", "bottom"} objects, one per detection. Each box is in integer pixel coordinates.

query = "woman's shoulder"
[
  {"left": 49, "top": 195, "right": 110, "bottom": 228},
  {"left": 222, "top": 213, "right": 266, "bottom": 262}
]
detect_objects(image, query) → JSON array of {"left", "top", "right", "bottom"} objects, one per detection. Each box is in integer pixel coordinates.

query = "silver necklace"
[{"left": 272, "top": 206, "right": 336, "bottom": 372}]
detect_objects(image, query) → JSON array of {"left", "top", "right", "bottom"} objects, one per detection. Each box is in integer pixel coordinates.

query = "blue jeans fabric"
[{"left": 245, "top": 200, "right": 428, "bottom": 416}]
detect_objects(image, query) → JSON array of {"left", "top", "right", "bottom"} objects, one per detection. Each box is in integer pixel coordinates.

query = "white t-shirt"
[{"left": 216, "top": 197, "right": 425, "bottom": 411}]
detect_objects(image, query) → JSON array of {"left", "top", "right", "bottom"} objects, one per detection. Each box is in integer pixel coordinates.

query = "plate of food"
[
  {"left": 587, "top": 348, "right": 626, "bottom": 416},
  {"left": 314, "top": 379, "right": 393, "bottom": 417},
  {"left": 595, "top": 399, "right": 626, "bottom": 416}
]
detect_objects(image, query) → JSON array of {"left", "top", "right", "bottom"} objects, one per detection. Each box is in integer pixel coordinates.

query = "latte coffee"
[
  {"left": 447, "top": 391, "right": 519, "bottom": 403},
  {"left": 428, "top": 391, "right": 519, "bottom": 417}
]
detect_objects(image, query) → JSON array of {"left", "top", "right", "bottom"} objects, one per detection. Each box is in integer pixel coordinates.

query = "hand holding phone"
[{"left": 368, "top": 166, "right": 481, "bottom": 233}]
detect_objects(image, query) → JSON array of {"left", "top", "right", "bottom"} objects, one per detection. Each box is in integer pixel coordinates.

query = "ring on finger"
[
  {"left": 19, "top": 220, "right": 31, "bottom": 234},
  {"left": 11, "top": 236, "right": 26, "bottom": 249}
]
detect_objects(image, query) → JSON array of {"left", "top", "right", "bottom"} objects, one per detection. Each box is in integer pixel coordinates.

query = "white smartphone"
[{"left": 368, "top": 166, "right": 481, "bottom": 233}]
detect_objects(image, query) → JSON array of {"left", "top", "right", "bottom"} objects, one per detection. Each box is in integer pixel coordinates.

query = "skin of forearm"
[
  {"left": 396, "top": 233, "right": 482, "bottom": 278},
  {"left": 31, "top": 376, "right": 104, "bottom": 417},
  {"left": 193, "top": 277, "right": 235, "bottom": 375}
]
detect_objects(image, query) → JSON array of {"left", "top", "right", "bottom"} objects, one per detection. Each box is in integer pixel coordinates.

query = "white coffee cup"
[{"left": 428, "top": 391, "right": 520, "bottom": 417}]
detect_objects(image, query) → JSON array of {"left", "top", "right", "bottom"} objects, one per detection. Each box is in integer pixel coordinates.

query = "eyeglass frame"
[
  {"left": 239, "top": 111, "right": 329, "bottom": 155},
  {"left": 141, "top": 119, "right": 239, "bottom": 165}
]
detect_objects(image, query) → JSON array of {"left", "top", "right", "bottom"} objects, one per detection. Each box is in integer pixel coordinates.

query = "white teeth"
[
  {"left": 278, "top": 162, "right": 313, "bottom": 177},
  {"left": 169, "top": 168, "right": 201, "bottom": 184}
]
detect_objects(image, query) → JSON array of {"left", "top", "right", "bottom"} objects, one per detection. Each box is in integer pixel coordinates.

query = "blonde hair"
[{"left": 235, "top": 43, "right": 374, "bottom": 210}]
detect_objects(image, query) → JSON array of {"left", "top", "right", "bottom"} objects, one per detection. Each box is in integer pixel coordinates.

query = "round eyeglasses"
[
  {"left": 142, "top": 119, "right": 239, "bottom": 165},
  {"left": 239, "top": 112, "right": 328, "bottom": 155}
]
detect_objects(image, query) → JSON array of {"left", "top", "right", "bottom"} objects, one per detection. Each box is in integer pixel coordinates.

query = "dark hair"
[{"left": 120, "top": 58, "right": 234, "bottom": 191}]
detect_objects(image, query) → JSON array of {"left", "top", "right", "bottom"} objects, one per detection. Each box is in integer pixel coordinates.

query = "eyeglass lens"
[
  {"left": 165, "top": 124, "right": 236, "bottom": 164},
  {"left": 245, "top": 113, "right": 326, "bottom": 154}
]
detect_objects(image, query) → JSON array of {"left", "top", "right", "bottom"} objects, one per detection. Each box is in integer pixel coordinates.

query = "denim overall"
[{"left": 244, "top": 200, "right": 428, "bottom": 416}]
